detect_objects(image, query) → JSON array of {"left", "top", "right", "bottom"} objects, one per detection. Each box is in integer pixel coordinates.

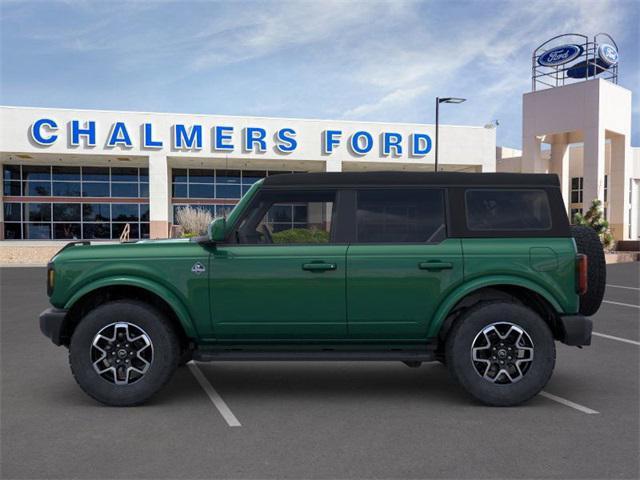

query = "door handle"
[
  {"left": 418, "top": 261, "right": 453, "bottom": 271},
  {"left": 302, "top": 262, "right": 337, "bottom": 272}
]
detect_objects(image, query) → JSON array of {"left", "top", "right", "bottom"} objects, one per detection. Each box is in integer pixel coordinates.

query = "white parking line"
[
  {"left": 602, "top": 300, "right": 640, "bottom": 309},
  {"left": 593, "top": 332, "right": 640, "bottom": 346},
  {"left": 607, "top": 284, "right": 640, "bottom": 291},
  {"left": 539, "top": 391, "right": 599, "bottom": 414},
  {"left": 187, "top": 361, "right": 242, "bottom": 427}
]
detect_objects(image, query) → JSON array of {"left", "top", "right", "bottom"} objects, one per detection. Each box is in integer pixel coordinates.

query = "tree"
[{"left": 573, "top": 199, "right": 615, "bottom": 250}]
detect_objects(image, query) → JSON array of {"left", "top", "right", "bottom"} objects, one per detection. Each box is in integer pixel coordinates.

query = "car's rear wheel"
[
  {"left": 446, "top": 301, "right": 555, "bottom": 406},
  {"left": 69, "top": 300, "right": 180, "bottom": 406}
]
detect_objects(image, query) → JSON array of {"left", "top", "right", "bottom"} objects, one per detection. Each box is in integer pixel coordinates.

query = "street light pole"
[{"left": 434, "top": 96, "right": 467, "bottom": 172}]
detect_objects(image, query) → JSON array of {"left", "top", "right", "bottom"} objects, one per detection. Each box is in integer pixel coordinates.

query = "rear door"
[{"left": 346, "top": 188, "right": 463, "bottom": 340}]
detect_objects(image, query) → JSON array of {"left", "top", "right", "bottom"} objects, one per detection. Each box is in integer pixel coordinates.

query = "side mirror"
[{"left": 209, "top": 217, "right": 227, "bottom": 242}]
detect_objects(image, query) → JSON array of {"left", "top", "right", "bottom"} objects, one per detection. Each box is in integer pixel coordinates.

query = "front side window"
[
  {"left": 356, "top": 189, "right": 445, "bottom": 243},
  {"left": 237, "top": 190, "right": 335, "bottom": 244},
  {"left": 466, "top": 189, "right": 551, "bottom": 231}
]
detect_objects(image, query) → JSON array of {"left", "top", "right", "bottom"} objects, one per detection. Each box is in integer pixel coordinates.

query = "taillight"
[
  {"left": 576, "top": 254, "right": 588, "bottom": 295},
  {"left": 47, "top": 263, "right": 55, "bottom": 296}
]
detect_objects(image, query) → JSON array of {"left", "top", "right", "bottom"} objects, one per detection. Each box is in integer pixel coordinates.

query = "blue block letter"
[
  {"left": 107, "top": 122, "right": 133, "bottom": 147},
  {"left": 244, "top": 127, "right": 267, "bottom": 152},
  {"left": 350, "top": 131, "right": 373, "bottom": 155},
  {"left": 214, "top": 126, "right": 234, "bottom": 151},
  {"left": 411, "top": 133, "right": 432, "bottom": 156},
  {"left": 275, "top": 128, "right": 297, "bottom": 153},
  {"left": 30, "top": 118, "right": 58, "bottom": 145},
  {"left": 143, "top": 123, "right": 163, "bottom": 148},
  {"left": 174, "top": 124, "right": 203, "bottom": 149},
  {"left": 383, "top": 132, "right": 403, "bottom": 156},
  {"left": 323, "top": 130, "right": 342, "bottom": 154},
  {"left": 71, "top": 120, "right": 96, "bottom": 146}
]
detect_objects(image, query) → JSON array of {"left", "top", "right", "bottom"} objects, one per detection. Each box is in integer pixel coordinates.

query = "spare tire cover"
[{"left": 571, "top": 225, "right": 606, "bottom": 316}]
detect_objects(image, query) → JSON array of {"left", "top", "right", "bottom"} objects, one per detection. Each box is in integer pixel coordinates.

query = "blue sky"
[{"left": 1, "top": 0, "right": 638, "bottom": 148}]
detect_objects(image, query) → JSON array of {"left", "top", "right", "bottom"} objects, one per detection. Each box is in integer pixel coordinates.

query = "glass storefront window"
[
  {"left": 25, "top": 181, "right": 51, "bottom": 196},
  {"left": 111, "top": 183, "right": 139, "bottom": 197},
  {"left": 52, "top": 166, "right": 80, "bottom": 181},
  {"left": 83, "top": 203, "right": 111, "bottom": 221},
  {"left": 52, "top": 182, "right": 81, "bottom": 197},
  {"left": 53, "top": 203, "right": 81, "bottom": 222},
  {"left": 112, "top": 204, "right": 139, "bottom": 222},
  {"left": 82, "top": 182, "right": 110, "bottom": 197}
]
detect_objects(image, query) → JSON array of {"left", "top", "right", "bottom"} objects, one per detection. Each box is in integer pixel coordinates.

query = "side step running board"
[{"left": 193, "top": 350, "right": 436, "bottom": 362}]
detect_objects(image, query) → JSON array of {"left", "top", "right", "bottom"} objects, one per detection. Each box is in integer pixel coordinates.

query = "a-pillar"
[
  {"left": 148, "top": 153, "right": 170, "bottom": 239},
  {"left": 609, "top": 133, "right": 631, "bottom": 240},
  {"left": 582, "top": 126, "right": 606, "bottom": 214},
  {"left": 549, "top": 134, "right": 570, "bottom": 212}
]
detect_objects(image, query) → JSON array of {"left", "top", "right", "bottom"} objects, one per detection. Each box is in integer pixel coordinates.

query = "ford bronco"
[{"left": 40, "top": 172, "right": 605, "bottom": 406}]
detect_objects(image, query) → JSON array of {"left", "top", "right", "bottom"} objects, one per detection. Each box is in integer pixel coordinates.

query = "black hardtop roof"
[{"left": 262, "top": 171, "right": 560, "bottom": 188}]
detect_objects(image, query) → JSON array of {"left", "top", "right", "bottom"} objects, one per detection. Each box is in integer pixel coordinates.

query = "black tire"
[
  {"left": 446, "top": 301, "right": 555, "bottom": 407},
  {"left": 571, "top": 225, "right": 606, "bottom": 316},
  {"left": 69, "top": 300, "right": 180, "bottom": 406}
]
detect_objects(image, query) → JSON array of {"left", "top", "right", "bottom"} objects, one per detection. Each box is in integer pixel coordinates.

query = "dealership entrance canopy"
[{"left": 0, "top": 107, "right": 495, "bottom": 240}]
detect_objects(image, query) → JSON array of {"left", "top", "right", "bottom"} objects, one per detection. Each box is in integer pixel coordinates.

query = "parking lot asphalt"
[{"left": 1, "top": 263, "right": 638, "bottom": 479}]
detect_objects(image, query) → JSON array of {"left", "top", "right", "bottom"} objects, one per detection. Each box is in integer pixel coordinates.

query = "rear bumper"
[
  {"left": 39, "top": 307, "right": 69, "bottom": 346},
  {"left": 558, "top": 314, "right": 592, "bottom": 346}
]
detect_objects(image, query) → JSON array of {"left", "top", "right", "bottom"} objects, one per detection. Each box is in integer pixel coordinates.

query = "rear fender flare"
[{"left": 427, "top": 275, "right": 563, "bottom": 338}]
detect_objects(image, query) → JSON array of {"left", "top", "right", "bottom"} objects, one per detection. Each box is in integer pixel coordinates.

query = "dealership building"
[
  {"left": 0, "top": 107, "right": 495, "bottom": 240},
  {"left": 0, "top": 34, "right": 638, "bottom": 243}
]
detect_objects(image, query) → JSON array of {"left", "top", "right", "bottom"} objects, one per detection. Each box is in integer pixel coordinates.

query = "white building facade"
[{"left": 0, "top": 106, "right": 496, "bottom": 240}]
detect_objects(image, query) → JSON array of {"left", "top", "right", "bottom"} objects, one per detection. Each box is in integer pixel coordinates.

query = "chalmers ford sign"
[{"left": 29, "top": 118, "right": 434, "bottom": 157}]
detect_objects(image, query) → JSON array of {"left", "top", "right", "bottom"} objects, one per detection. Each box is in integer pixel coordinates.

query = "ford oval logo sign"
[
  {"left": 538, "top": 44, "right": 583, "bottom": 67},
  {"left": 598, "top": 43, "right": 618, "bottom": 66}
]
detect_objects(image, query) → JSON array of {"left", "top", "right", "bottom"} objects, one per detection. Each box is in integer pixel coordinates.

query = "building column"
[
  {"left": 549, "top": 134, "right": 570, "bottom": 212},
  {"left": 148, "top": 153, "right": 170, "bottom": 239},
  {"left": 609, "top": 134, "right": 631, "bottom": 240},
  {"left": 522, "top": 135, "right": 543, "bottom": 173},
  {"left": 582, "top": 126, "right": 606, "bottom": 214},
  {"left": 325, "top": 158, "right": 342, "bottom": 172}
]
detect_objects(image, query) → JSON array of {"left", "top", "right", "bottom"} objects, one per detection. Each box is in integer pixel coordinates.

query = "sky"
[{"left": 1, "top": 0, "right": 638, "bottom": 149}]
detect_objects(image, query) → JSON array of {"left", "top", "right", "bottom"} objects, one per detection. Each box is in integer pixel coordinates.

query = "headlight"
[{"left": 47, "top": 264, "right": 55, "bottom": 296}]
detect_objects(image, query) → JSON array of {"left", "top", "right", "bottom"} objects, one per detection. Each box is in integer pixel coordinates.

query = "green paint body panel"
[
  {"left": 346, "top": 239, "right": 464, "bottom": 339},
  {"left": 47, "top": 182, "right": 579, "bottom": 350}
]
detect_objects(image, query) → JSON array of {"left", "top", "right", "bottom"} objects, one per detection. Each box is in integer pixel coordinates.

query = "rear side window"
[
  {"left": 465, "top": 189, "right": 551, "bottom": 231},
  {"left": 356, "top": 189, "right": 445, "bottom": 243}
]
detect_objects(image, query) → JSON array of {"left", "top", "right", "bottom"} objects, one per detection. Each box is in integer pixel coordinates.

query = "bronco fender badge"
[{"left": 191, "top": 262, "right": 206, "bottom": 275}]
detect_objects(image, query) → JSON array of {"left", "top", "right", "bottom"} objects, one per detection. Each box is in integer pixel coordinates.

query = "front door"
[
  {"left": 210, "top": 188, "right": 347, "bottom": 340},
  {"left": 346, "top": 188, "right": 463, "bottom": 340}
]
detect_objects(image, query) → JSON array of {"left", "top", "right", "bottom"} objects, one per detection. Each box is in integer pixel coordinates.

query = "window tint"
[
  {"left": 465, "top": 189, "right": 551, "bottom": 231},
  {"left": 356, "top": 189, "right": 445, "bottom": 243},
  {"left": 238, "top": 190, "right": 335, "bottom": 244}
]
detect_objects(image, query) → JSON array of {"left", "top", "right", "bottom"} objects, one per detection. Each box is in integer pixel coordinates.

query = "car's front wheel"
[
  {"left": 69, "top": 300, "right": 180, "bottom": 406},
  {"left": 445, "top": 301, "right": 555, "bottom": 406}
]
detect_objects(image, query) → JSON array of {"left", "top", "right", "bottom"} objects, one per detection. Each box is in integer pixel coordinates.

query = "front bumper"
[
  {"left": 39, "top": 307, "right": 69, "bottom": 346},
  {"left": 558, "top": 314, "right": 592, "bottom": 346}
]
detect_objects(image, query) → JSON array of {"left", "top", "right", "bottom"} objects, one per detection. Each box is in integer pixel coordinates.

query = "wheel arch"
[
  {"left": 429, "top": 277, "right": 564, "bottom": 342},
  {"left": 61, "top": 277, "right": 196, "bottom": 347}
]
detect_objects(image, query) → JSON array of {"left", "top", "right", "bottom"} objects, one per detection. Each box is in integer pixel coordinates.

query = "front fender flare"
[
  {"left": 64, "top": 276, "right": 197, "bottom": 337},
  {"left": 427, "top": 275, "right": 563, "bottom": 338}
]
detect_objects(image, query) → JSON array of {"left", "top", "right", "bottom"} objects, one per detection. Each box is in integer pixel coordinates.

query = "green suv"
[{"left": 40, "top": 172, "right": 605, "bottom": 407}]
